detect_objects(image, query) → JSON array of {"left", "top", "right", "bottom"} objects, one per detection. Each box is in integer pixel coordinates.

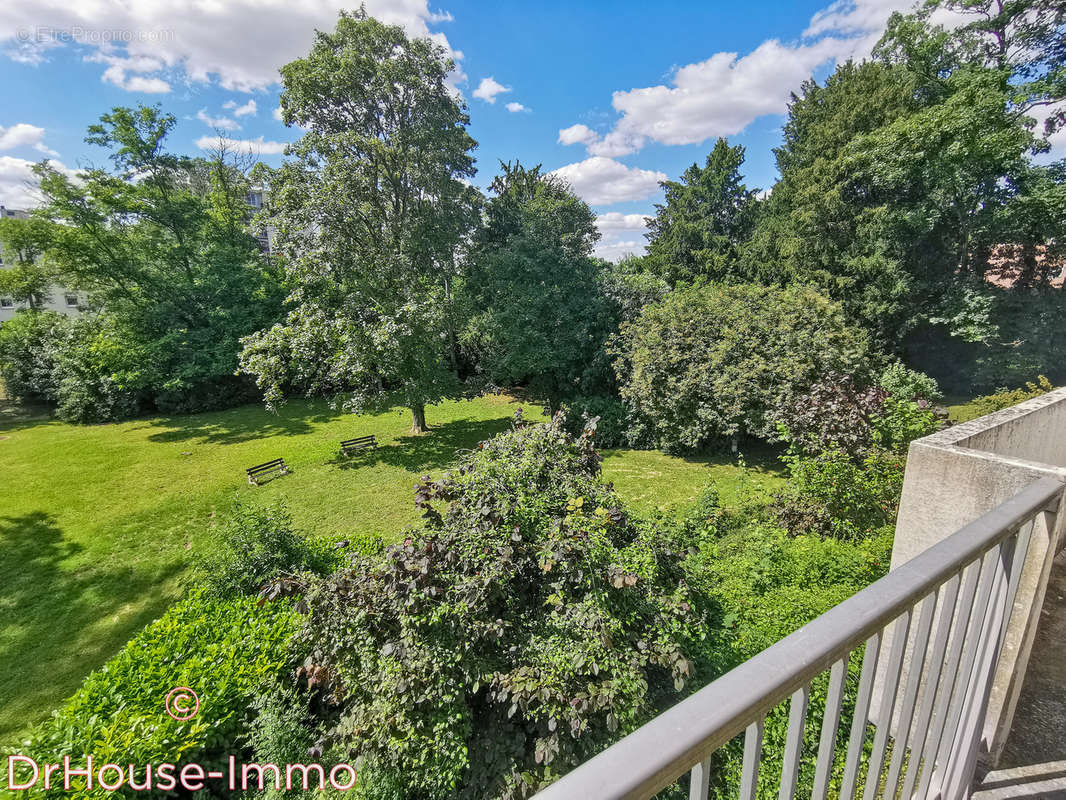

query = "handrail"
[{"left": 532, "top": 476, "right": 1064, "bottom": 800}]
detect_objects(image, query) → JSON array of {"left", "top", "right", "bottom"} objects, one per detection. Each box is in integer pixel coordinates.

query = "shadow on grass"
[
  {"left": 0, "top": 512, "right": 183, "bottom": 744},
  {"left": 333, "top": 416, "right": 515, "bottom": 473},
  {"left": 142, "top": 401, "right": 349, "bottom": 446},
  {"left": 0, "top": 399, "right": 55, "bottom": 436}
]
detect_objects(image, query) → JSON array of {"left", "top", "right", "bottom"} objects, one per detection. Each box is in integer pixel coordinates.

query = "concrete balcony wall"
[{"left": 883, "top": 387, "right": 1066, "bottom": 768}]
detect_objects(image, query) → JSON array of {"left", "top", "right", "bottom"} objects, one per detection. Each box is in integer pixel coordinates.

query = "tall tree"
[
  {"left": 0, "top": 216, "right": 56, "bottom": 309},
  {"left": 239, "top": 10, "right": 480, "bottom": 433},
  {"left": 463, "top": 162, "right": 613, "bottom": 411},
  {"left": 34, "top": 106, "right": 281, "bottom": 411},
  {"left": 645, "top": 138, "right": 758, "bottom": 285}
]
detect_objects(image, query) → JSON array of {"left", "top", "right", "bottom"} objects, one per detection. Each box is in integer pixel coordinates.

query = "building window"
[
  {"left": 0, "top": 298, "right": 14, "bottom": 308},
  {"left": 65, "top": 294, "right": 79, "bottom": 308}
]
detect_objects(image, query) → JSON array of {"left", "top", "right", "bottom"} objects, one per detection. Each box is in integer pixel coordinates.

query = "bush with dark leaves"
[{"left": 278, "top": 412, "right": 708, "bottom": 799}]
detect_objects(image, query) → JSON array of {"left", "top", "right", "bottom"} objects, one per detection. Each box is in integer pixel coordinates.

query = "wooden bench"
[
  {"left": 246, "top": 457, "right": 289, "bottom": 485},
  {"left": 340, "top": 434, "right": 377, "bottom": 456}
]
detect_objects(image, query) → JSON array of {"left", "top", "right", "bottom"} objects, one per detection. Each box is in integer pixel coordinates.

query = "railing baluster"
[
  {"left": 1000, "top": 519, "right": 1036, "bottom": 647},
  {"left": 688, "top": 756, "right": 712, "bottom": 800},
  {"left": 862, "top": 609, "right": 912, "bottom": 800},
  {"left": 929, "top": 545, "right": 1001, "bottom": 796},
  {"left": 916, "top": 556, "right": 984, "bottom": 799},
  {"left": 811, "top": 655, "right": 850, "bottom": 800},
  {"left": 900, "top": 571, "right": 962, "bottom": 800},
  {"left": 945, "top": 528, "right": 1026, "bottom": 800},
  {"left": 884, "top": 589, "right": 938, "bottom": 798},
  {"left": 840, "top": 632, "right": 881, "bottom": 800},
  {"left": 739, "top": 718, "right": 764, "bottom": 800},
  {"left": 779, "top": 684, "right": 811, "bottom": 800}
]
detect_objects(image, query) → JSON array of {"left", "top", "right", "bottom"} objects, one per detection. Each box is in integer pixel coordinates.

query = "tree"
[
  {"left": 462, "top": 163, "right": 613, "bottom": 410},
  {"left": 0, "top": 216, "right": 57, "bottom": 309},
  {"left": 33, "top": 106, "right": 281, "bottom": 417},
  {"left": 742, "top": 61, "right": 922, "bottom": 344},
  {"left": 276, "top": 415, "right": 706, "bottom": 798},
  {"left": 645, "top": 138, "right": 758, "bottom": 285},
  {"left": 614, "top": 283, "right": 870, "bottom": 452},
  {"left": 239, "top": 10, "right": 480, "bottom": 433}
]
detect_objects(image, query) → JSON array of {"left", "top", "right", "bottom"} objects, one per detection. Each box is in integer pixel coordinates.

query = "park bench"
[
  {"left": 246, "top": 457, "right": 290, "bottom": 485},
  {"left": 340, "top": 434, "right": 377, "bottom": 456}
]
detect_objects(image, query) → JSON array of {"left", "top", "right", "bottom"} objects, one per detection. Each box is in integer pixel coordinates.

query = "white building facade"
[{"left": 0, "top": 206, "right": 85, "bottom": 324}]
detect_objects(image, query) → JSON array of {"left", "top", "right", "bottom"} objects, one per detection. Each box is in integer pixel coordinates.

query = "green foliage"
[
  {"left": 615, "top": 283, "right": 869, "bottom": 451},
  {"left": 282, "top": 413, "right": 707, "bottom": 799},
  {"left": 34, "top": 105, "right": 282, "bottom": 421},
  {"left": 463, "top": 163, "right": 614, "bottom": 410},
  {"left": 744, "top": 60, "right": 920, "bottom": 343},
  {"left": 0, "top": 310, "right": 67, "bottom": 403},
  {"left": 560, "top": 394, "right": 647, "bottom": 449},
  {"left": 18, "top": 591, "right": 300, "bottom": 798},
  {"left": 0, "top": 216, "right": 58, "bottom": 309},
  {"left": 50, "top": 315, "right": 144, "bottom": 423},
  {"left": 970, "top": 375, "right": 1056, "bottom": 416},
  {"left": 645, "top": 138, "right": 759, "bottom": 285},
  {"left": 774, "top": 448, "right": 906, "bottom": 541},
  {"left": 199, "top": 501, "right": 336, "bottom": 599},
  {"left": 694, "top": 523, "right": 893, "bottom": 799},
  {"left": 772, "top": 371, "right": 940, "bottom": 539},
  {"left": 239, "top": 10, "right": 480, "bottom": 433},
  {"left": 877, "top": 361, "right": 943, "bottom": 403}
]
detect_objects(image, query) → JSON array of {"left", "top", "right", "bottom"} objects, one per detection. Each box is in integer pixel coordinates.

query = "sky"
[{"left": 0, "top": 0, "right": 1061, "bottom": 261}]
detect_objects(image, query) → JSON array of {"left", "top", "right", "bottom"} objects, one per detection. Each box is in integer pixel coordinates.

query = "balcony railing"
[{"left": 532, "top": 476, "right": 1064, "bottom": 800}]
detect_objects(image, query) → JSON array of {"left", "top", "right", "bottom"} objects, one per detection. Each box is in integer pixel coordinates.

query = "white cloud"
[
  {"left": 596, "top": 211, "right": 650, "bottom": 236},
  {"left": 89, "top": 52, "right": 172, "bottom": 92},
  {"left": 195, "top": 135, "right": 289, "bottom": 155},
  {"left": 0, "top": 1, "right": 462, "bottom": 93},
  {"left": 1031, "top": 103, "right": 1066, "bottom": 163},
  {"left": 196, "top": 108, "right": 241, "bottom": 131},
  {"left": 505, "top": 101, "right": 528, "bottom": 113},
  {"left": 549, "top": 157, "right": 666, "bottom": 206},
  {"left": 225, "top": 98, "right": 257, "bottom": 117},
  {"left": 804, "top": 0, "right": 914, "bottom": 37},
  {"left": 273, "top": 105, "right": 284, "bottom": 122},
  {"left": 0, "top": 123, "right": 59, "bottom": 156},
  {"left": 588, "top": 131, "right": 645, "bottom": 158},
  {"left": 0, "top": 155, "right": 77, "bottom": 208},
  {"left": 558, "top": 124, "right": 599, "bottom": 146},
  {"left": 595, "top": 239, "right": 647, "bottom": 261},
  {"left": 605, "top": 37, "right": 849, "bottom": 149},
  {"left": 473, "top": 76, "right": 510, "bottom": 103},
  {"left": 558, "top": 0, "right": 917, "bottom": 157}
]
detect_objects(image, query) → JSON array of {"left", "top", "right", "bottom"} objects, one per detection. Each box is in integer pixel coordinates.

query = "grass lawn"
[{"left": 0, "top": 395, "right": 783, "bottom": 744}]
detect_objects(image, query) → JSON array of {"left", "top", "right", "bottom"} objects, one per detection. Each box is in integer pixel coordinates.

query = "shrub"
[
  {"left": 614, "top": 283, "right": 869, "bottom": 452},
  {"left": 17, "top": 591, "right": 300, "bottom": 798},
  {"left": 0, "top": 310, "right": 68, "bottom": 403},
  {"left": 776, "top": 374, "right": 886, "bottom": 459},
  {"left": 970, "top": 375, "right": 1055, "bottom": 417},
  {"left": 51, "top": 315, "right": 144, "bottom": 423},
  {"left": 559, "top": 394, "right": 653, "bottom": 449},
  {"left": 693, "top": 522, "right": 893, "bottom": 799},
  {"left": 199, "top": 501, "right": 336, "bottom": 599},
  {"left": 877, "top": 362, "right": 942, "bottom": 404},
  {"left": 278, "top": 412, "right": 708, "bottom": 799},
  {"left": 773, "top": 448, "right": 906, "bottom": 541}
]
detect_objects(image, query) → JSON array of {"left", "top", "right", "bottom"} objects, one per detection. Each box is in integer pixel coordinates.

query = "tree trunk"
[{"left": 410, "top": 403, "right": 428, "bottom": 434}]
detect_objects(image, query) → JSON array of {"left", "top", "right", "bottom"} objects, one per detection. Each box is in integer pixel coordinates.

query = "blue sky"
[{"left": 0, "top": 0, "right": 932, "bottom": 258}]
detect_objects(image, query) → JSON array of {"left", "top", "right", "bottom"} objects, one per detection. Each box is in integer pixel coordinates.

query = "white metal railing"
[{"left": 532, "top": 477, "right": 1064, "bottom": 800}]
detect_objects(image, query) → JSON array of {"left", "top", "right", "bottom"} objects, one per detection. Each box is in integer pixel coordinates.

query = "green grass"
[
  {"left": 945, "top": 394, "right": 985, "bottom": 424},
  {"left": 0, "top": 395, "right": 782, "bottom": 744}
]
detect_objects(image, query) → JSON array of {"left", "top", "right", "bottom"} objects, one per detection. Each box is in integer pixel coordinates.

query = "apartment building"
[{"left": 0, "top": 206, "right": 85, "bottom": 324}]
